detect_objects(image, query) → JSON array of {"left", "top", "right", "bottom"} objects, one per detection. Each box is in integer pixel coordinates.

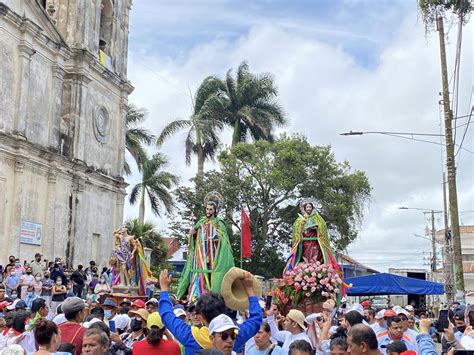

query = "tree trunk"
[
  {"left": 139, "top": 188, "right": 145, "bottom": 223},
  {"left": 232, "top": 118, "right": 241, "bottom": 147}
]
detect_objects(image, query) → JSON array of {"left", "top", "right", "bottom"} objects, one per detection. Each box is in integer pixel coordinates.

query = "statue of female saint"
[
  {"left": 110, "top": 226, "right": 152, "bottom": 295},
  {"left": 177, "top": 192, "right": 234, "bottom": 301},
  {"left": 284, "top": 198, "right": 339, "bottom": 275}
]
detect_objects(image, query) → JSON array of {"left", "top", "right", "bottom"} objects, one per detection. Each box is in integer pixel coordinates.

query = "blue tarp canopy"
[{"left": 345, "top": 273, "right": 444, "bottom": 296}]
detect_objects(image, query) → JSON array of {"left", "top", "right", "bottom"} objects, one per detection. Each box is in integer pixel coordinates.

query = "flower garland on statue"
[{"left": 273, "top": 261, "right": 342, "bottom": 306}]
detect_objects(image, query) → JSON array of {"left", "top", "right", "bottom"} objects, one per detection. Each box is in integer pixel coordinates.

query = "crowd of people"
[{"left": 0, "top": 253, "right": 472, "bottom": 355}]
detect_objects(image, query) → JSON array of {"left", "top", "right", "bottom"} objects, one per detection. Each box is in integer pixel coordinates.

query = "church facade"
[{"left": 0, "top": 0, "right": 133, "bottom": 266}]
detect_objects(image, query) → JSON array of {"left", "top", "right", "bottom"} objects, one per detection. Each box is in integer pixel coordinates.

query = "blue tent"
[{"left": 345, "top": 273, "right": 444, "bottom": 296}]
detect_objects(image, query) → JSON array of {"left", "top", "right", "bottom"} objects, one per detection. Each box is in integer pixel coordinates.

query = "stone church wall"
[{"left": 0, "top": 0, "right": 132, "bottom": 267}]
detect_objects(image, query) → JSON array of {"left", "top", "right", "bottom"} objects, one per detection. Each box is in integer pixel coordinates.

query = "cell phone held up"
[
  {"left": 436, "top": 309, "right": 449, "bottom": 332},
  {"left": 109, "top": 320, "right": 116, "bottom": 333}
]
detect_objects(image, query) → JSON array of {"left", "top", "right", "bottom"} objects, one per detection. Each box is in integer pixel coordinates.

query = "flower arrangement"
[{"left": 273, "top": 261, "right": 342, "bottom": 305}]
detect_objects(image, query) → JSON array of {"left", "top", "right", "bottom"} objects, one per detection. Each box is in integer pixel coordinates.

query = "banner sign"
[{"left": 20, "top": 220, "right": 43, "bottom": 245}]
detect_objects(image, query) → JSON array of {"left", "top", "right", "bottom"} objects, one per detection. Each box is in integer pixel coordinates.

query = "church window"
[{"left": 99, "top": 0, "right": 114, "bottom": 70}]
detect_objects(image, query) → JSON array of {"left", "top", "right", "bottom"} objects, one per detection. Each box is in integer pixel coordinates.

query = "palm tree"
[
  {"left": 125, "top": 104, "right": 156, "bottom": 175},
  {"left": 129, "top": 153, "right": 179, "bottom": 223},
  {"left": 157, "top": 77, "right": 224, "bottom": 177},
  {"left": 204, "top": 61, "right": 287, "bottom": 146}
]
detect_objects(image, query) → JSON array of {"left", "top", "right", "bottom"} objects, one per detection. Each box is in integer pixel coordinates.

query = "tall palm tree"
[
  {"left": 157, "top": 77, "right": 224, "bottom": 177},
  {"left": 204, "top": 61, "right": 287, "bottom": 146},
  {"left": 129, "top": 153, "right": 179, "bottom": 223},
  {"left": 125, "top": 104, "right": 156, "bottom": 175}
]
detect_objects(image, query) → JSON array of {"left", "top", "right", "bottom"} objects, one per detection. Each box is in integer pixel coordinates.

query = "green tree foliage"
[
  {"left": 125, "top": 104, "right": 156, "bottom": 175},
  {"left": 202, "top": 61, "right": 287, "bottom": 147},
  {"left": 124, "top": 219, "right": 169, "bottom": 274},
  {"left": 168, "top": 135, "right": 371, "bottom": 278},
  {"left": 129, "top": 153, "right": 180, "bottom": 223},
  {"left": 419, "top": 0, "right": 472, "bottom": 31},
  {"left": 157, "top": 77, "right": 225, "bottom": 177}
]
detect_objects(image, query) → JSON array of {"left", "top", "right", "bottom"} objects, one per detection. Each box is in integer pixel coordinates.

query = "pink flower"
[
  {"left": 311, "top": 287, "right": 316, "bottom": 292},
  {"left": 334, "top": 288, "right": 340, "bottom": 293},
  {"left": 303, "top": 286, "right": 308, "bottom": 291},
  {"left": 295, "top": 275, "right": 302, "bottom": 282},
  {"left": 305, "top": 292, "right": 311, "bottom": 298},
  {"left": 317, "top": 273, "right": 322, "bottom": 278}
]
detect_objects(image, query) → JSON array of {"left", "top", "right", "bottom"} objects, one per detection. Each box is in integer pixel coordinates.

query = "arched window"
[{"left": 98, "top": 0, "right": 113, "bottom": 69}]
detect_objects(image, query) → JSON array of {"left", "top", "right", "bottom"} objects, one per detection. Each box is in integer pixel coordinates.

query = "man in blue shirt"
[{"left": 158, "top": 269, "right": 262, "bottom": 355}]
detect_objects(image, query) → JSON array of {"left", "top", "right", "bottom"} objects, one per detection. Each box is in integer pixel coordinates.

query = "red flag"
[{"left": 241, "top": 208, "right": 252, "bottom": 259}]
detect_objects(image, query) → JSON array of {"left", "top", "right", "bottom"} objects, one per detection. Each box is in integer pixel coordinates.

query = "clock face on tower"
[{"left": 94, "top": 107, "right": 109, "bottom": 144}]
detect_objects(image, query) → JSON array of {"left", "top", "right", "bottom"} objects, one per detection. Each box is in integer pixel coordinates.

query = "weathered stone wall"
[{"left": 0, "top": 0, "right": 132, "bottom": 266}]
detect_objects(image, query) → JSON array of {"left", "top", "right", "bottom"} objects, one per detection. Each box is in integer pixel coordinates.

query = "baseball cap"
[
  {"left": 375, "top": 309, "right": 386, "bottom": 320},
  {"left": 114, "top": 314, "right": 131, "bottom": 330},
  {"left": 120, "top": 298, "right": 132, "bottom": 306},
  {"left": 102, "top": 299, "right": 117, "bottom": 308},
  {"left": 61, "top": 297, "right": 85, "bottom": 314},
  {"left": 349, "top": 303, "right": 364, "bottom": 316},
  {"left": 147, "top": 312, "right": 164, "bottom": 329},
  {"left": 145, "top": 298, "right": 158, "bottom": 306},
  {"left": 174, "top": 308, "right": 187, "bottom": 318},
  {"left": 34, "top": 253, "right": 42, "bottom": 257},
  {"left": 393, "top": 306, "right": 409, "bottom": 317},
  {"left": 286, "top": 309, "right": 307, "bottom": 330},
  {"left": 132, "top": 299, "right": 146, "bottom": 308},
  {"left": 405, "top": 305, "right": 414, "bottom": 312},
  {"left": 384, "top": 309, "right": 397, "bottom": 318},
  {"left": 209, "top": 314, "right": 239, "bottom": 334}
]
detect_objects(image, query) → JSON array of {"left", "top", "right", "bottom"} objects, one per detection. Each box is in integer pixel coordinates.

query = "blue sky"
[
  {"left": 129, "top": 0, "right": 413, "bottom": 69},
  {"left": 125, "top": 1, "right": 473, "bottom": 272}
]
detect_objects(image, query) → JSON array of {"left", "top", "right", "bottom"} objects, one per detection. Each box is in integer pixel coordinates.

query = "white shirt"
[{"left": 267, "top": 316, "right": 312, "bottom": 354}]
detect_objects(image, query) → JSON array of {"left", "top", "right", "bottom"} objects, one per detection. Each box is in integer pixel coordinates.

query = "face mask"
[
  {"left": 26, "top": 271, "right": 32, "bottom": 275},
  {"left": 10, "top": 273, "right": 15, "bottom": 277},
  {"left": 35, "top": 277, "right": 41, "bottom": 281},
  {"left": 56, "top": 281, "right": 62, "bottom": 285},
  {"left": 383, "top": 321, "right": 388, "bottom": 328},
  {"left": 104, "top": 310, "right": 112, "bottom": 320},
  {"left": 130, "top": 319, "right": 142, "bottom": 332},
  {"left": 15, "top": 263, "right": 20, "bottom": 267},
  {"left": 457, "top": 325, "right": 466, "bottom": 333},
  {"left": 44, "top": 275, "right": 50, "bottom": 279},
  {"left": 27, "top": 292, "right": 33, "bottom": 296},
  {"left": 11, "top": 294, "right": 17, "bottom": 299}
]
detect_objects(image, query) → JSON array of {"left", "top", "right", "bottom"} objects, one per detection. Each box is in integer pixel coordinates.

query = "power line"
[{"left": 455, "top": 88, "right": 473, "bottom": 159}]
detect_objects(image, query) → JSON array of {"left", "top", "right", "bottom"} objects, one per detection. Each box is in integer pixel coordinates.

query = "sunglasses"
[{"left": 217, "top": 330, "right": 237, "bottom": 341}]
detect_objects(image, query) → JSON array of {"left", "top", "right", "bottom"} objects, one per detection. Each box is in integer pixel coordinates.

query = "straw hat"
[{"left": 221, "top": 267, "right": 262, "bottom": 311}]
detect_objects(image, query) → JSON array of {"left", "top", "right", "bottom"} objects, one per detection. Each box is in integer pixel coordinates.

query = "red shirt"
[
  {"left": 59, "top": 322, "right": 87, "bottom": 355},
  {"left": 132, "top": 338, "right": 180, "bottom": 355}
]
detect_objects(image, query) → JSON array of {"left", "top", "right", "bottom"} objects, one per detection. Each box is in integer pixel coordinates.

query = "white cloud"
[{"left": 125, "top": 6, "right": 474, "bottom": 272}]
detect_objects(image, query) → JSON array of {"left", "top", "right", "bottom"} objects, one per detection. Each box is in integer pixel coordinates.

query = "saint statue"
[
  {"left": 177, "top": 192, "right": 235, "bottom": 301},
  {"left": 110, "top": 226, "right": 153, "bottom": 295},
  {"left": 284, "top": 198, "right": 340, "bottom": 275}
]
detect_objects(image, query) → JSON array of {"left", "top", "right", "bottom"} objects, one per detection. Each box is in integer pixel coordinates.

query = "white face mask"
[{"left": 35, "top": 277, "right": 41, "bottom": 281}]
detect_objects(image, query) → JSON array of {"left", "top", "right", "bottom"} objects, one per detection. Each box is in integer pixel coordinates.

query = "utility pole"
[
  {"left": 436, "top": 16, "right": 464, "bottom": 298},
  {"left": 442, "top": 172, "right": 455, "bottom": 303},
  {"left": 431, "top": 210, "right": 437, "bottom": 273}
]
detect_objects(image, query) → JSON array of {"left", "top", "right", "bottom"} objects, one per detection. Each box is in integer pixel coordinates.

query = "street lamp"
[{"left": 342, "top": 128, "right": 466, "bottom": 299}]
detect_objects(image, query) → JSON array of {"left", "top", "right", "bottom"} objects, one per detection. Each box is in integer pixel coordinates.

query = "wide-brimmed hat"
[
  {"left": 129, "top": 308, "right": 149, "bottom": 321},
  {"left": 287, "top": 309, "right": 306, "bottom": 330},
  {"left": 221, "top": 267, "right": 262, "bottom": 311}
]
